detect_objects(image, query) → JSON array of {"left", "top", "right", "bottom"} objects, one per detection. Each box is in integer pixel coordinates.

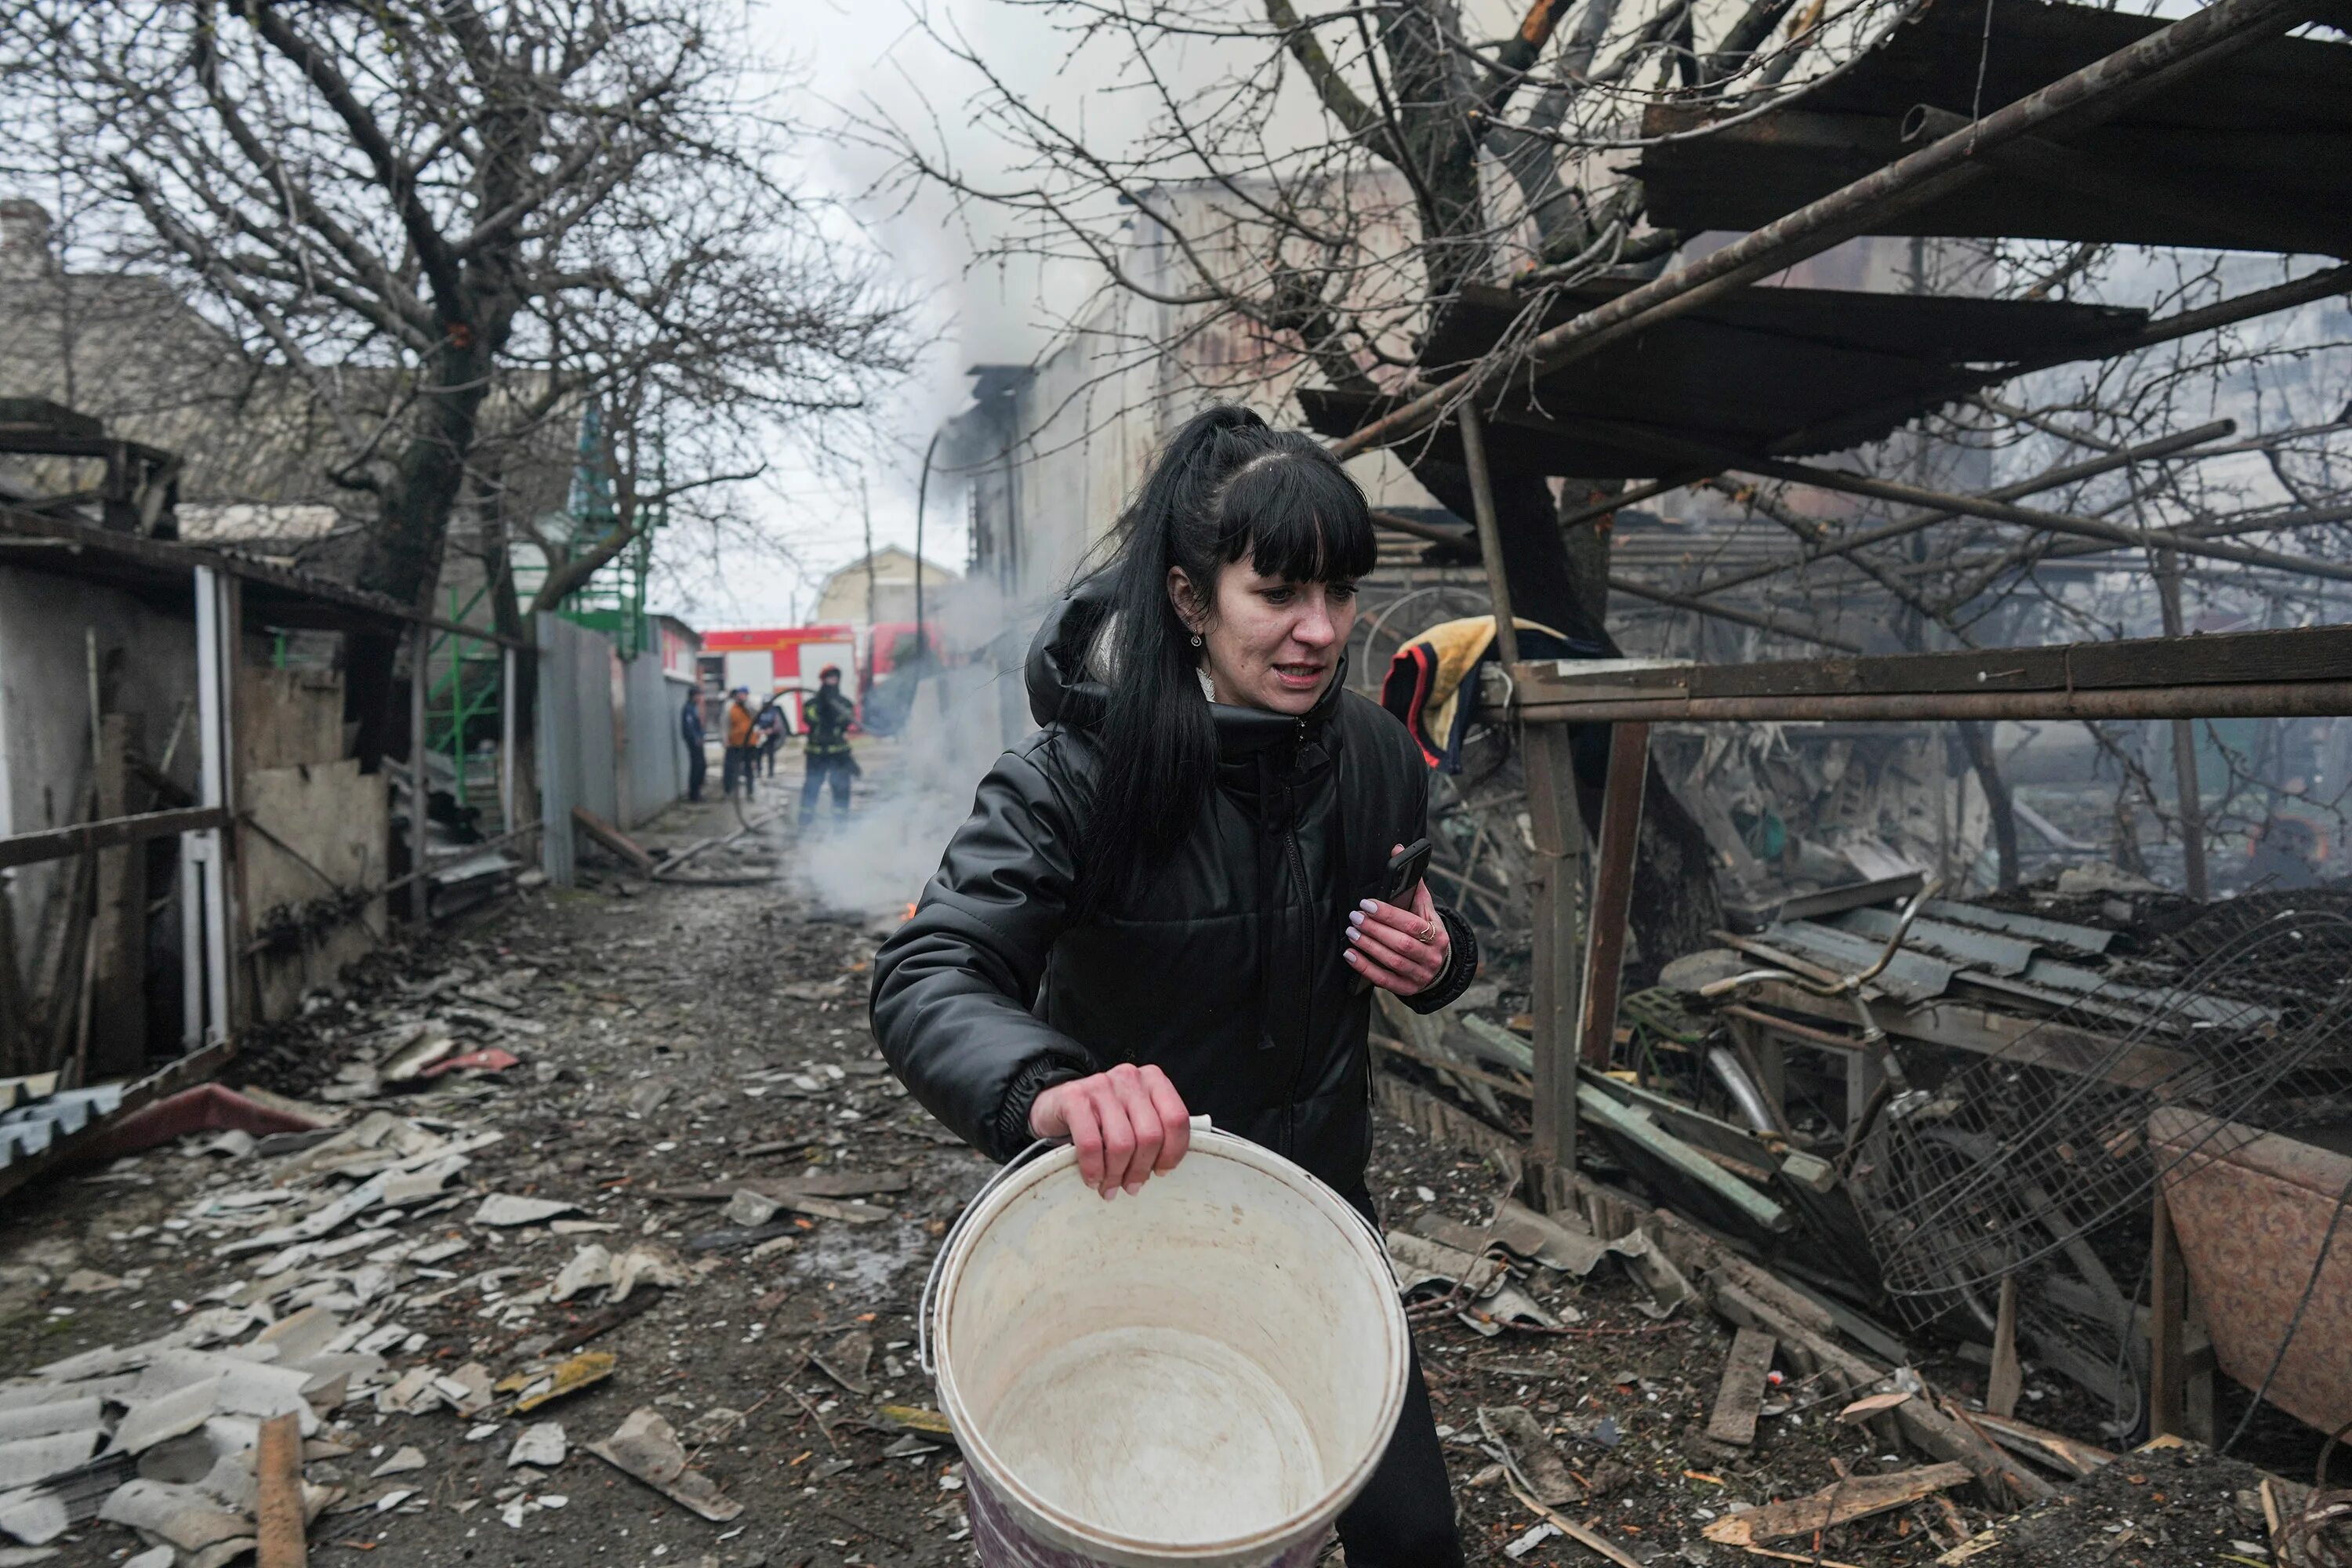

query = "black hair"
[{"left": 1079, "top": 404, "right": 1375, "bottom": 910}]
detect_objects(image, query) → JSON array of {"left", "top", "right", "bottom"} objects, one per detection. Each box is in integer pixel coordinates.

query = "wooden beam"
[
  {"left": 1523, "top": 723, "right": 1584, "bottom": 1214},
  {"left": 1579, "top": 723, "right": 1649, "bottom": 1069},
  {"left": 0, "top": 805, "right": 231, "bottom": 869},
  {"left": 572, "top": 806, "right": 658, "bottom": 876}
]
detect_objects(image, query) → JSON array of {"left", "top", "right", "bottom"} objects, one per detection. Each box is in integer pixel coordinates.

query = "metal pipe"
[
  {"left": 1331, "top": 0, "right": 2313, "bottom": 459},
  {"left": 1511, "top": 678, "right": 2352, "bottom": 724},
  {"left": 1707, "top": 1047, "right": 1780, "bottom": 1136},
  {"left": 1604, "top": 574, "right": 1861, "bottom": 652},
  {"left": 1688, "top": 420, "right": 2237, "bottom": 600},
  {"left": 408, "top": 629, "right": 429, "bottom": 927},
  {"left": 1367, "top": 508, "right": 1860, "bottom": 651},
  {"left": 1504, "top": 408, "right": 2352, "bottom": 586},
  {"left": 1457, "top": 405, "right": 1520, "bottom": 666}
]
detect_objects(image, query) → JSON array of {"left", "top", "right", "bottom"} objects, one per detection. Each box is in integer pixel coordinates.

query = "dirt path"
[{"left": 0, "top": 762, "right": 2024, "bottom": 1567}]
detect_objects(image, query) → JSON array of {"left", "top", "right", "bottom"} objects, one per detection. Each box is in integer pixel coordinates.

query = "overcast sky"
[{"left": 649, "top": 0, "right": 1076, "bottom": 631}]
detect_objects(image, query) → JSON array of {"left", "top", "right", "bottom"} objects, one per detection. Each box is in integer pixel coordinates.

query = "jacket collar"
[{"left": 1209, "top": 659, "right": 1347, "bottom": 760}]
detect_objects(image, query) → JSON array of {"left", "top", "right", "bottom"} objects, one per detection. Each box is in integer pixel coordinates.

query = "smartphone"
[
  {"left": 1381, "top": 837, "right": 1433, "bottom": 906},
  {"left": 1352, "top": 838, "right": 1433, "bottom": 994}
]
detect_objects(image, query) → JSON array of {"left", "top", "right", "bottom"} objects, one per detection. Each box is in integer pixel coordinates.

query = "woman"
[{"left": 871, "top": 405, "right": 1475, "bottom": 1566}]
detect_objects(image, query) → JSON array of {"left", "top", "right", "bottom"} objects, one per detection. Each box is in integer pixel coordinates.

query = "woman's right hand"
[{"left": 1029, "top": 1063, "right": 1191, "bottom": 1199}]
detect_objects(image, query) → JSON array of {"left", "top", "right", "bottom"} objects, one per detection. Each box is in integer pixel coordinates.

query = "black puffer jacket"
[{"left": 870, "top": 578, "right": 1476, "bottom": 1196}]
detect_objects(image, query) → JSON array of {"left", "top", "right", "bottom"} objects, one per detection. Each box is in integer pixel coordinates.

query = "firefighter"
[{"left": 800, "top": 666, "right": 858, "bottom": 824}]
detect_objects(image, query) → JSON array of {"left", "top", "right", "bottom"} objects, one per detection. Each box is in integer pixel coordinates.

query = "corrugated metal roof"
[
  {"left": 0, "top": 1083, "right": 125, "bottom": 1171},
  {"left": 1920, "top": 900, "right": 2114, "bottom": 957},
  {"left": 1637, "top": 0, "right": 2352, "bottom": 255},
  {"left": 1295, "top": 281, "right": 2142, "bottom": 479},
  {"left": 1759, "top": 919, "right": 1959, "bottom": 1004}
]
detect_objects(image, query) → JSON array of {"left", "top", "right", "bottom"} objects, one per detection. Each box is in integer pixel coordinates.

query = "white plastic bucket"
[{"left": 921, "top": 1122, "right": 1410, "bottom": 1568}]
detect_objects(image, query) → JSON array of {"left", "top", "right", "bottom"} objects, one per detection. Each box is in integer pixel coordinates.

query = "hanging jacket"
[{"left": 869, "top": 575, "right": 1477, "bottom": 1197}]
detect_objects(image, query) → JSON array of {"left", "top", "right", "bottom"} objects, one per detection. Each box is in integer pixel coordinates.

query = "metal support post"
[
  {"left": 188, "top": 565, "right": 233, "bottom": 1046},
  {"left": 1457, "top": 405, "right": 1519, "bottom": 665},
  {"left": 499, "top": 645, "right": 519, "bottom": 837}
]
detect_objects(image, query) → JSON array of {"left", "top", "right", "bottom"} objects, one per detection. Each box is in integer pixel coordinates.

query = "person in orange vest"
[{"left": 722, "top": 685, "right": 760, "bottom": 799}]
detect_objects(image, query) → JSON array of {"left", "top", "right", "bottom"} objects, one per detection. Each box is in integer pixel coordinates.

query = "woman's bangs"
[{"left": 1218, "top": 456, "right": 1376, "bottom": 583}]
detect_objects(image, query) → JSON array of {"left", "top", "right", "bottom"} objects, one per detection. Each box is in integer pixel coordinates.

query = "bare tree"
[
  {"left": 867, "top": 0, "right": 2350, "bottom": 918},
  {"left": 5, "top": 0, "right": 919, "bottom": 757}
]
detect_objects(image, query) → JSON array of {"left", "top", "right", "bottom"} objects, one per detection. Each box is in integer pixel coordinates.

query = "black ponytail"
[{"left": 1076, "top": 404, "right": 1376, "bottom": 912}]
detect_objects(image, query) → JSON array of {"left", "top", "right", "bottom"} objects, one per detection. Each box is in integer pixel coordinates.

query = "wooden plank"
[
  {"left": 89, "top": 714, "right": 147, "bottom": 1078},
  {"left": 1509, "top": 623, "right": 2352, "bottom": 710},
  {"left": 0, "top": 805, "right": 230, "bottom": 870},
  {"left": 256, "top": 1410, "right": 307, "bottom": 1568},
  {"left": 1703, "top": 1462, "right": 1976, "bottom": 1545},
  {"left": 571, "top": 805, "right": 656, "bottom": 877},
  {"left": 1987, "top": 1275, "right": 2023, "bottom": 1417},
  {"left": 1522, "top": 722, "right": 1584, "bottom": 1213},
  {"left": 1578, "top": 722, "right": 1650, "bottom": 1069},
  {"left": 1746, "top": 982, "right": 2196, "bottom": 1090},
  {"left": 1706, "top": 1326, "right": 1778, "bottom": 1446},
  {"left": 1969, "top": 1410, "right": 2115, "bottom": 1479}
]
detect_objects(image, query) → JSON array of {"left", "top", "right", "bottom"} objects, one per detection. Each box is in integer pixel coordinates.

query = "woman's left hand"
[{"left": 1344, "top": 844, "right": 1452, "bottom": 997}]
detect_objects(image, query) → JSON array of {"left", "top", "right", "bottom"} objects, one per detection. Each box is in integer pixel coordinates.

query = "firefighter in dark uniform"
[{"left": 800, "top": 665, "right": 859, "bottom": 825}]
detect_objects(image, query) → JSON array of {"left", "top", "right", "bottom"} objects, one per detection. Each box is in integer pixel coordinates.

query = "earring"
[{"left": 1189, "top": 633, "right": 1203, "bottom": 648}]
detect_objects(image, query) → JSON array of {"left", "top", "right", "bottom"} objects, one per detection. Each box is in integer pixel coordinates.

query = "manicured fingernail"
[
  {"left": 1344, "top": 949, "right": 1359, "bottom": 964},
  {"left": 1360, "top": 899, "right": 1378, "bottom": 913},
  {"left": 1348, "top": 909, "right": 1365, "bottom": 927}
]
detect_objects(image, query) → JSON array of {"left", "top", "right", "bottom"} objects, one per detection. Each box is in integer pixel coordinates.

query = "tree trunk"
[
  {"left": 346, "top": 336, "right": 496, "bottom": 770},
  {"left": 1958, "top": 720, "right": 2021, "bottom": 892}
]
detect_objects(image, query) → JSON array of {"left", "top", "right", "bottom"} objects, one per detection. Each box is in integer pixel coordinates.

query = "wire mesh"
[{"left": 1848, "top": 906, "right": 2352, "bottom": 1326}]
